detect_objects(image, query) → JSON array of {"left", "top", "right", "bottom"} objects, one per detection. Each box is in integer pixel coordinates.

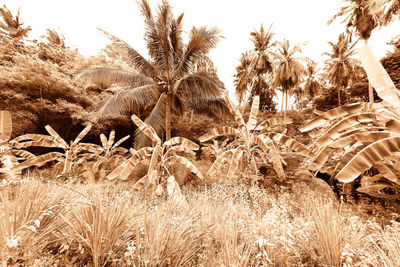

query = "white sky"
[{"left": 3, "top": 0, "right": 400, "bottom": 99}]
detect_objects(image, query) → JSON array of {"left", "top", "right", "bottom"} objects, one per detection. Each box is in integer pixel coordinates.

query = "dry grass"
[{"left": 0, "top": 178, "right": 399, "bottom": 266}]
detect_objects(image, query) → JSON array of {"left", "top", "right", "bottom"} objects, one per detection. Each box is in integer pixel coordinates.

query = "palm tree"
[
  {"left": 303, "top": 61, "right": 322, "bottom": 113},
  {"left": 234, "top": 52, "right": 253, "bottom": 106},
  {"left": 76, "top": 0, "right": 229, "bottom": 147},
  {"left": 323, "top": 33, "right": 358, "bottom": 106},
  {"left": 0, "top": 5, "right": 31, "bottom": 40},
  {"left": 234, "top": 24, "right": 276, "bottom": 110},
  {"left": 273, "top": 39, "right": 307, "bottom": 115},
  {"left": 328, "top": 0, "right": 385, "bottom": 103}
]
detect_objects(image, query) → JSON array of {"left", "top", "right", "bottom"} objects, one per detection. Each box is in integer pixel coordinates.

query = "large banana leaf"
[
  {"left": 164, "top": 145, "right": 196, "bottom": 158},
  {"left": 107, "top": 130, "right": 115, "bottom": 149},
  {"left": 264, "top": 132, "right": 312, "bottom": 156},
  {"left": 73, "top": 124, "right": 92, "bottom": 144},
  {"left": 359, "top": 44, "right": 400, "bottom": 107},
  {"left": 11, "top": 134, "right": 61, "bottom": 149},
  {"left": 45, "top": 125, "right": 69, "bottom": 149},
  {"left": 314, "top": 113, "right": 392, "bottom": 147},
  {"left": 112, "top": 135, "right": 130, "bottom": 150},
  {"left": 255, "top": 117, "right": 292, "bottom": 130},
  {"left": 0, "top": 111, "right": 12, "bottom": 142},
  {"left": 131, "top": 114, "right": 161, "bottom": 145},
  {"left": 163, "top": 137, "right": 199, "bottom": 150},
  {"left": 107, "top": 147, "right": 152, "bottom": 180},
  {"left": 300, "top": 102, "right": 374, "bottom": 133},
  {"left": 247, "top": 95, "right": 259, "bottom": 130},
  {"left": 11, "top": 152, "right": 63, "bottom": 171},
  {"left": 199, "top": 127, "right": 240, "bottom": 142},
  {"left": 164, "top": 155, "right": 204, "bottom": 180},
  {"left": 336, "top": 137, "right": 400, "bottom": 183},
  {"left": 227, "top": 145, "right": 246, "bottom": 179},
  {"left": 208, "top": 149, "right": 234, "bottom": 176}
]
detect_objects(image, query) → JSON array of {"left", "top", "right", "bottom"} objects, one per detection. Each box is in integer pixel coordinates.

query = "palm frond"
[
  {"left": 75, "top": 67, "right": 153, "bottom": 88},
  {"left": 175, "top": 70, "right": 224, "bottom": 99},
  {"left": 186, "top": 98, "right": 232, "bottom": 120},
  {"left": 98, "top": 28, "right": 158, "bottom": 79},
  {"left": 95, "top": 84, "right": 159, "bottom": 120},
  {"left": 177, "top": 26, "right": 221, "bottom": 74}
]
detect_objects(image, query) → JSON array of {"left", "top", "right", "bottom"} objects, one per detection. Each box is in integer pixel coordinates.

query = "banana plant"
[
  {"left": 76, "top": 131, "right": 130, "bottom": 181},
  {"left": 199, "top": 95, "right": 311, "bottom": 182},
  {"left": 10, "top": 124, "right": 92, "bottom": 176},
  {"left": 298, "top": 44, "right": 400, "bottom": 200},
  {"left": 0, "top": 111, "right": 37, "bottom": 179},
  {"left": 107, "top": 114, "right": 203, "bottom": 197}
]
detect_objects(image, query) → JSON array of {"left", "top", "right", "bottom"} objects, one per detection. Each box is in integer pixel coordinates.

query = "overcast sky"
[{"left": 4, "top": 0, "right": 400, "bottom": 97}]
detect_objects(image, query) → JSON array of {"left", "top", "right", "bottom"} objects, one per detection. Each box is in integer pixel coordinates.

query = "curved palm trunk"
[{"left": 165, "top": 94, "right": 171, "bottom": 141}]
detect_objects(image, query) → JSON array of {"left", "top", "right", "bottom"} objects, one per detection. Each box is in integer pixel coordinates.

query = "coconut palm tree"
[
  {"left": 0, "top": 5, "right": 31, "bottom": 40},
  {"left": 273, "top": 39, "right": 307, "bottom": 115},
  {"left": 234, "top": 24, "right": 276, "bottom": 110},
  {"left": 323, "top": 33, "right": 358, "bottom": 107},
  {"left": 76, "top": 0, "right": 229, "bottom": 147},
  {"left": 328, "top": 0, "right": 385, "bottom": 103},
  {"left": 303, "top": 61, "right": 322, "bottom": 112},
  {"left": 234, "top": 52, "right": 253, "bottom": 106}
]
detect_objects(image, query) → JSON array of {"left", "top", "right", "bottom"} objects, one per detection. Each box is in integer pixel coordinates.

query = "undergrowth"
[{"left": 0, "top": 178, "right": 399, "bottom": 266}]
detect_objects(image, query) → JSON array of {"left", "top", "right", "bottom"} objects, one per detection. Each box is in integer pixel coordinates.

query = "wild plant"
[
  {"left": 300, "top": 44, "right": 400, "bottom": 201},
  {"left": 199, "top": 95, "right": 311, "bottom": 182},
  {"left": 107, "top": 114, "right": 203, "bottom": 198}
]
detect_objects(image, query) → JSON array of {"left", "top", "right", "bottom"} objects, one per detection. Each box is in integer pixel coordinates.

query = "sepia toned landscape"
[{"left": 1, "top": 0, "right": 400, "bottom": 266}]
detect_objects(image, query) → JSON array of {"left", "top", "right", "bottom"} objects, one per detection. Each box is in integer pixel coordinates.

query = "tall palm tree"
[
  {"left": 234, "top": 24, "right": 276, "bottom": 110},
  {"left": 234, "top": 52, "right": 253, "bottom": 106},
  {"left": 76, "top": 0, "right": 229, "bottom": 147},
  {"left": 0, "top": 5, "right": 31, "bottom": 40},
  {"left": 303, "top": 61, "right": 322, "bottom": 113},
  {"left": 273, "top": 39, "right": 307, "bottom": 115},
  {"left": 323, "top": 33, "right": 358, "bottom": 106},
  {"left": 328, "top": 0, "right": 385, "bottom": 103}
]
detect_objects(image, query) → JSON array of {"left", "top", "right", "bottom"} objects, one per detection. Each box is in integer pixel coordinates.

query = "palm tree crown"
[
  {"left": 76, "top": 0, "right": 230, "bottom": 147},
  {"left": 234, "top": 24, "right": 276, "bottom": 111},
  {"left": 328, "top": 0, "right": 384, "bottom": 40},
  {"left": 273, "top": 40, "right": 307, "bottom": 113},
  {"left": 323, "top": 33, "right": 358, "bottom": 106}
]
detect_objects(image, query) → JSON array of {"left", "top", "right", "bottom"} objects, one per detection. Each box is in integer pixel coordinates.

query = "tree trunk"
[
  {"left": 165, "top": 94, "right": 171, "bottom": 141},
  {"left": 369, "top": 83, "right": 374, "bottom": 104},
  {"left": 338, "top": 87, "right": 341, "bottom": 107}
]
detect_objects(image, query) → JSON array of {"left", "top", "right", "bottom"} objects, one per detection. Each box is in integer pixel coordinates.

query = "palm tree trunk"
[
  {"left": 165, "top": 94, "right": 171, "bottom": 141},
  {"left": 338, "top": 87, "right": 341, "bottom": 106},
  {"left": 369, "top": 83, "right": 374, "bottom": 103}
]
